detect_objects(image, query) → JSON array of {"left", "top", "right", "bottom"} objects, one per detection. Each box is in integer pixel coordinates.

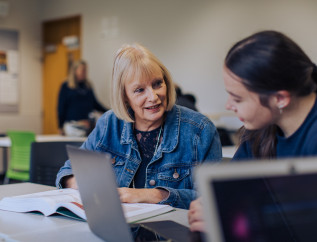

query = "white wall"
[
  {"left": 39, "top": 0, "right": 317, "bottom": 128},
  {"left": 0, "top": 0, "right": 42, "bottom": 134},
  {"left": 1, "top": 0, "right": 317, "bottom": 133}
]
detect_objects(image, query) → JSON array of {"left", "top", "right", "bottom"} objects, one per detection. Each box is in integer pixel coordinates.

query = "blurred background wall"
[{"left": 0, "top": 0, "right": 317, "bottom": 133}]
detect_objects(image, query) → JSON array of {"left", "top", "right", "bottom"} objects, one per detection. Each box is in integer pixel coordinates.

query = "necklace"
[
  {"left": 153, "top": 125, "right": 163, "bottom": 156},
  {"left": 132, "top": 124, "right": 163, "bottom": 189}
]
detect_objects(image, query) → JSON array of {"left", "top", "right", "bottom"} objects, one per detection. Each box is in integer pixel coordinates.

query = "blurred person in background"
[
  {"left": 174, "top": 84, "right": 198, "bottom": 111},
  {"left": 57, "top": 60, "right": 108, "bottom": 136}
]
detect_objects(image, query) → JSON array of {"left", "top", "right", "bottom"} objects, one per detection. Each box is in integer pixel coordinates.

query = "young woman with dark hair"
[
  {"left": 189, "top": 30, "right": 317, "bottom": 232},
  {"left": 227, "top": 30, "right": 317, "bottom": 159}
]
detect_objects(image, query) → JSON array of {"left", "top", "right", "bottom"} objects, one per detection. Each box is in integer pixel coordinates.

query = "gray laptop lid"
[
  {"left": 66, "top": 146, "right": 133, "bottom": 242},
  {"left": 196, "top": 158, "right": 317, "bottom": 242}
]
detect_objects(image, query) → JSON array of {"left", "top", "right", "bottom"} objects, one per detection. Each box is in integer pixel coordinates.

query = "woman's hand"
[
  {"left": 188, "top": 197, "right": 205, "bottom": 232},
  {"left": 65, "top": 176, "right": 78, "bottom": 189},
  {"left": 118, "top": 187, "right": 169, "bottom": 203}
]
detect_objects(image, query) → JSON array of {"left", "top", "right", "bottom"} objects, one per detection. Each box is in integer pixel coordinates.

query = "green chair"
[{"left": 4, "top": 130, "right": 36, "bottom": 184}]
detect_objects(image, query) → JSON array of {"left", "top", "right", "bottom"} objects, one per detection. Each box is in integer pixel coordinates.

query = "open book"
[{"left": 0, "top": 188, "right": 174, "bottom": 223}]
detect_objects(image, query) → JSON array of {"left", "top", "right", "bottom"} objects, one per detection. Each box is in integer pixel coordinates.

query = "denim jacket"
[{"left": 56, "top": 105, "right": 222, "bottom": 209}]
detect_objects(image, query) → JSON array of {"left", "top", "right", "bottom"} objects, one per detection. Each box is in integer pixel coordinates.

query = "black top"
[
  {"left": 175, "top": 86, "right": 198, "bottom": 111},
  {"left": 133, "top": 126, "right": 162, "bottom": 188},
  {"left": 233, "top": 96, "right": 317, "bottom": 160},
  {"left": 57, "top": 81, "right": 107, "bottom": 128}
]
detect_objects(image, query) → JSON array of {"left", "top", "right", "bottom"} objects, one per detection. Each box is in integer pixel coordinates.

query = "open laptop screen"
[{"left": 212, "top": 173, "right": 317, "bottom": 242}]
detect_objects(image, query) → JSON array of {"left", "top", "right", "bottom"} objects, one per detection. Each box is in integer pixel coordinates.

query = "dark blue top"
[
  {"left": 233, "top": 96, "right": 317, "bottom": 160},
  {"left": 133, "top": 126, "right": 162, "bottom": 188},
  {"left": 57, "top": 81, "right": 107, "bottom": 128}
]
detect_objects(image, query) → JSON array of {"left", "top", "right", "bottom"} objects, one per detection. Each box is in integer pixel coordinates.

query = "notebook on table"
[
  {"left": 66, "top": 145, "right": 201, "bottom": 242},
  {"left": 196, "top": 157, "right": 317, "bottom": 242}
]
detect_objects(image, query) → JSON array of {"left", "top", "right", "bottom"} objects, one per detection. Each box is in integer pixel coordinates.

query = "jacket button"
[
  {"left": 173, "top": 171, "right": 179, "bottom": 179},
  {"left": 149, "top": 180, "right": 156, "bottom": 186},
  {"left": 173, "top": 169, "right": 179, "bottom": 179}
]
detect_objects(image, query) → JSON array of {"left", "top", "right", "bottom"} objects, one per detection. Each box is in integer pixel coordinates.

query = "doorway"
[{"left": 42, "top": 16, "right": 81, "bottom": 134}]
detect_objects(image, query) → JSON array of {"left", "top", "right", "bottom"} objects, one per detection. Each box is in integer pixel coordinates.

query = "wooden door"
[{"left": 42, "top": 16, "right": 81, "bottom": 134}]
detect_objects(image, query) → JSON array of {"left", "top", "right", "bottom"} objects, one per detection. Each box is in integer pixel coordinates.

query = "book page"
[
  {"left": 0, "top": 189, "right": 83, "bottom": 217},
  {"left": 122, "top": 203, "right": 174, "bottom": 223},
  {"left": 56, "top": 201, "right": 86, "bottom": 220},
  {"left": 0, "top": 189, "right": 173, "bottom": 222}
]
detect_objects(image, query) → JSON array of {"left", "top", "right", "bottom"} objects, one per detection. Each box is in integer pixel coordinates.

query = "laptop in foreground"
[
  {"left": 66, "top": 145, "right": 201, "bottom": 242},
  {"left": 196, "top": 157, "right": 317, "bottom": 242}
]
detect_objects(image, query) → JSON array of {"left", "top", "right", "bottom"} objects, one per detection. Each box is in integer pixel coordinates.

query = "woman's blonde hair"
[
  {"left": 67, "top": 60, "right": 91, "bottom": 89},
  {"left": 110, "top": 43, "right": 176, "bottom": 122}
]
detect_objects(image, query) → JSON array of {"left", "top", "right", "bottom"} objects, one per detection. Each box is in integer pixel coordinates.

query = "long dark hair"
[{"left": 225, "top": 31, "right": 317, "bottom": 158}]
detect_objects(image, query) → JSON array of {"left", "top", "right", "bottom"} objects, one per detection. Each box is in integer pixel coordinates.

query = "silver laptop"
[
  {"left": 67, "top": 145, "right": 134, "bottom": 241},
  {"left": 196, "top": 157, "right": 317, "bottom": 242},
  {"left": 66, "top": 146, "right": 199, "bottom": 242}
]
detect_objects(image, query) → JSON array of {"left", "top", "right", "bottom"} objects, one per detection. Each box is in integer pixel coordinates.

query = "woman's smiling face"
[
  {"left": 223, "top": 65, "right": 275, "bottom": 130},
  {"left": 124, "top": 64, "right": 167, "bottom": 131}
]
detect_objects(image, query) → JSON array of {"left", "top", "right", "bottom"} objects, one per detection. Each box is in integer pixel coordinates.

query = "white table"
[
  {"left": 0, "top": 135, "right": 86, "bottom": 175},
  {"left": 0, "top": 135, "right": 86, "bottom": 147},
  {"left": 0, "top": 183, "right": 189, "bottom": 242}
]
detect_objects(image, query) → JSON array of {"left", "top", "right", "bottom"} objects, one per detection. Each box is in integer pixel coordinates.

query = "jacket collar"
[{"left": 120, "top": 105, "right": 179, "bottom": 153}]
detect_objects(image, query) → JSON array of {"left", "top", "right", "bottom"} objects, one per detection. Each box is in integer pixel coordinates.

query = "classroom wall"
[
  {"left": 1, "top": 0, "right": 317, "bottom": 133},
  {"left": 39, "top": 0, "right": 317, "bottom": 129},
  {"left": 0, "top": 0, "right": 42, "bottom": 134}
]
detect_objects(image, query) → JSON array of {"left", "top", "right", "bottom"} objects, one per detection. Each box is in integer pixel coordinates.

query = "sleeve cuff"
[
  {"left": 155, "top": 186, "right": 179, "bottom": 207},
  {"left": 56, "top": 170, "right": 73, "bottom": 188}
]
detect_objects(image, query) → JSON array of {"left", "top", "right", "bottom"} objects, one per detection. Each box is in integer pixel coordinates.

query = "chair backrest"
[
  {"left": 216, "top": 127, "right": 234, "bottom": 146},
  {"left": 29, "top": 141, "right": 82, "bottom": 186},
  {"left": 6, "top": 130, "right": 36, "bottom": 181}
]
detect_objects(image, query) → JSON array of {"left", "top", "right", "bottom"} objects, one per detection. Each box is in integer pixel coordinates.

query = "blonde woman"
[
  {"left": 56, "top": 44, "right": 222, "bottom": 209},
  {"left": 57, "top": 60, "right": 108, "bottom": 136}
]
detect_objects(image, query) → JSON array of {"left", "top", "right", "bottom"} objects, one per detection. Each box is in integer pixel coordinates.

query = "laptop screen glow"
[{"left": 212, "top": 173, "right": 317, "bottom": 242}]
